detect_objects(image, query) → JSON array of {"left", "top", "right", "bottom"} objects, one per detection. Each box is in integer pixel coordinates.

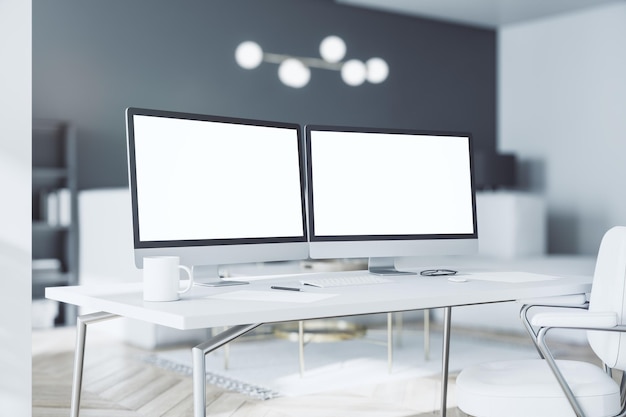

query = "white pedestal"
[{"left": 476, "top": 191, "right": 546, "bottom": 258}]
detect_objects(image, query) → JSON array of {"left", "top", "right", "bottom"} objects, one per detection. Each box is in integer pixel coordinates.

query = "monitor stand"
[
  {"left": 368, "top": 257, "right": 416, "bottom": 276},
  {"left": 192, "top": 264, "right": 249, "bottom": 287}
]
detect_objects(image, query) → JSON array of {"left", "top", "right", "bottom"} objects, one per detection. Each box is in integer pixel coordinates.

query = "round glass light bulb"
[
  {"left": 235, "top": 41, "right": 263, "bottom": 69},
  {"left": 366, "top": 57, "right": 389, "bottom": 84},
  {"left": 341, "top": 59, "right": 367, "bottom": 86},
  {"left": 319, "top": 35, "right": 346, "bottom": 63},
  {"left": 278, "top": 58, "right": 310, "bottom": 88}
]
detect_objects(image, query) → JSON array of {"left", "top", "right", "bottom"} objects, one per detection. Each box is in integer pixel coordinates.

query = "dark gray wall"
[{"left": 33, "top": 0, "right": 496, "bottom": 189}]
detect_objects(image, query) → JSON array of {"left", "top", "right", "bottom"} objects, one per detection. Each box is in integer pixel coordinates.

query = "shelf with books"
[{"left": 32, "top": 119, "right": 78, "bottom": 326}]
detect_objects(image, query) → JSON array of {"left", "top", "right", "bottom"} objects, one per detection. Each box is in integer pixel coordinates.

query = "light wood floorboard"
[{"left": 32, "top": 324, "right": 600, "bottom": 417}]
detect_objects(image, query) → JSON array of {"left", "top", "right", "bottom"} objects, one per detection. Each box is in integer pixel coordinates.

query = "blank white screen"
[
  {"left": 309, "top": 130, "right": 475, "bottom": 236},
  {"left": 133, "top": 115, "right": 304, "bottom": 242}
]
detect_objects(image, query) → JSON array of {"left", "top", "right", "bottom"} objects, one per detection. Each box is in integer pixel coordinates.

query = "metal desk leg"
[
  {"left": 424, "top": 309, "right": 430, "bottom": 361},
  {"left": 192, "top": 323, "right": 261, "bottom": 417},
  {"left": 440, "top": 307, "right": 452, "bottom": 417},
  {"left": 298, "top": 321, "right": 305, "bottom": 377},
  {"left": 387, "top": 313, "right": 393, "bottom": 373},
  {"left": 70, "top": 312, "right": 119, "bottom": 417}
]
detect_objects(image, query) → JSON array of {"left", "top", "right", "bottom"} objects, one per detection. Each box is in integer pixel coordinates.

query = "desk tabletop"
[{"left": 46, "top": 269, "right": 592, "bottom": 330}]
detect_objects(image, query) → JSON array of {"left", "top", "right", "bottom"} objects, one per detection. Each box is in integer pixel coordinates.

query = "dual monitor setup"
[{"left": 126, "top": 107, "right": 478, "bottom": 286}]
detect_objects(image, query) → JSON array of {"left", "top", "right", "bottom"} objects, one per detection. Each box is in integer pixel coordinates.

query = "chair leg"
[
  {"left": 520, "top": 304, "right": 544, "bottom": 359},
  {"left": 536, "top": 327, "right": 587, "bottom": 417}
]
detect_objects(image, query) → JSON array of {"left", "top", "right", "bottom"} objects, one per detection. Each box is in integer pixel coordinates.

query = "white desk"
[{"left": 46, "top": 269, "right": 592, "bottom": 417}]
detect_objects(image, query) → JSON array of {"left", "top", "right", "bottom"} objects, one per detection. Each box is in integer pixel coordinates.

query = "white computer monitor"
[
  {"left": 305, "top": 125, "right": 478, "bottom": 275},
  {"left": 126, "top": 108, "right": 308, "bottom": 285}
]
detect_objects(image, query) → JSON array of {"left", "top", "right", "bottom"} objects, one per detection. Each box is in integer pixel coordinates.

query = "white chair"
[{"left": 456, "top": 226, "right": 626, "bottom": 417}]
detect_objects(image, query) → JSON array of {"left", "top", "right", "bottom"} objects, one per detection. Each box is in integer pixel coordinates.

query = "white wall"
[
  {"left": 498, "top": 2, "right": 626, "bottom": 255},
  {"left": 0, "top": 0, "right": 32, "bottom": 415}
]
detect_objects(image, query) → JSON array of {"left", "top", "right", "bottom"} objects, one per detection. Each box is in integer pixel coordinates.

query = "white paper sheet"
[
  {"left": 207, "top": 290, "right": 337, "bottom": 303},
  {"left": 468, "top": 272, "right": 559, "bottom": 283}
]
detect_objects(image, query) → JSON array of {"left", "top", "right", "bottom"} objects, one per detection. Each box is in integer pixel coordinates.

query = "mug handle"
[{"left": 178, "top": 265, "right": 194, "bottom": 294}]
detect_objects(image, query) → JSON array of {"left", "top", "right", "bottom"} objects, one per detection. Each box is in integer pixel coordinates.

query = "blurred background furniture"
[{"left": 32, "top": 120, "right": 78, "bottom": 326}]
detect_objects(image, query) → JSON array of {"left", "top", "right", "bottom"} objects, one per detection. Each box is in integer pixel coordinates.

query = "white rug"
[{"left": 144, "top": 327, "right": 538, "bottom": 400}]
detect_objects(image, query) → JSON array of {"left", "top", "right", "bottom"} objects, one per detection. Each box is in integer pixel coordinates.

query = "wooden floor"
[{"left": 32, "top": 325, "right": 600, "bottom": 417}]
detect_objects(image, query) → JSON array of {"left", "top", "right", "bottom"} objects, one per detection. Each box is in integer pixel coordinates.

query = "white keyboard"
[{"left": 300, "top": 274, "right": 392, "bottom": 288}]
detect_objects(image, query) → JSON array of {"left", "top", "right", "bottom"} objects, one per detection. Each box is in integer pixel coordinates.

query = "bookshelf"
[{"left": 32, "top": 120, "right": 78, "bottom": 325}]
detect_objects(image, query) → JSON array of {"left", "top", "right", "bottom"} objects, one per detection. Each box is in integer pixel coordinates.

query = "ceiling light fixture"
[{"left": 235, "top": 36, "right": 389, "bottom": 88}]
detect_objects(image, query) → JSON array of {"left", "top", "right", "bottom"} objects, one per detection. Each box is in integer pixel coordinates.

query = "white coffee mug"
[{"left": 143, "top": 256, "right": 193, "bottom": 302}]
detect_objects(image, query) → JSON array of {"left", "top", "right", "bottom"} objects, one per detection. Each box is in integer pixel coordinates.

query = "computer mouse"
[{"left": 448, "top": 276, "right": 468, "bottom": 283}]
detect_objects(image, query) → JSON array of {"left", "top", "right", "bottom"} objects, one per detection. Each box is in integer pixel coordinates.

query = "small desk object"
[{"left": 46, "top": 269, "right": 592, "bottom": 417}]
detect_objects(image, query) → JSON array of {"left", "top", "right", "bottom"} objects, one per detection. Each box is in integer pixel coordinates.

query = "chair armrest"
[
  {"left": 517, "top": 293, "right": 588, "bottom": 307},
  {"left": 518, "top": 296, "right": 590, "bottom": 359},
  {"left": 531, "top": 311, "right": 618, "bottom": 328}
]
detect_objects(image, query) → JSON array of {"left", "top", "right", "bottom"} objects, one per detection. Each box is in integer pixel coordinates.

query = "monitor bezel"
[
  {"left": 126, "top": 107, "right": 309, "bottom": 254},
  {"left": 304, "top": 124, "right": 479, "bottom": 246}
]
